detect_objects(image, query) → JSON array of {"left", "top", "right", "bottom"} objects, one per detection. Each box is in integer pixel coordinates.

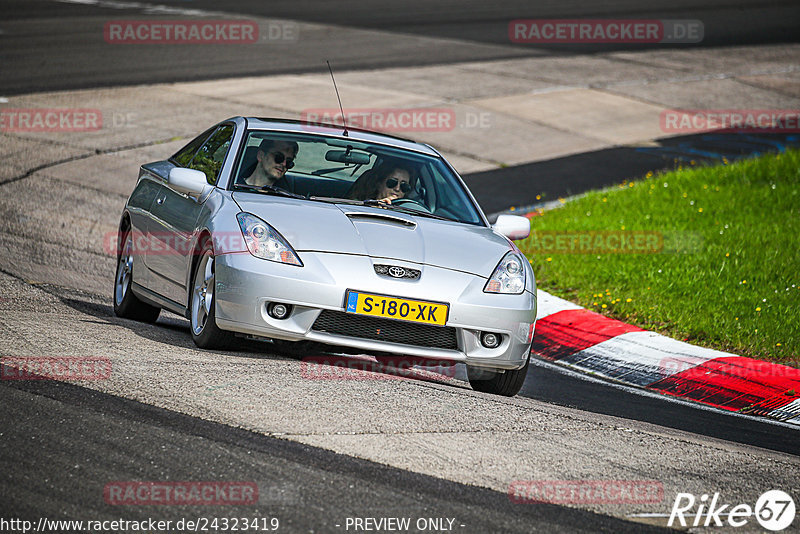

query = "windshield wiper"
[
  {"left": 254, "top": 191, "right": 457, "bottom": 222},
  {"left": 308, "top": 196, "right": 382, "bottom": 207},
  {"left": 379, "top": 203, "right": 454, "bottom": 222},
  {"left": 234, "top": 184, "right": 305, "bottom": 199},
  {"left": 309, "top": 197, "right": 455, "bottom": 221}
]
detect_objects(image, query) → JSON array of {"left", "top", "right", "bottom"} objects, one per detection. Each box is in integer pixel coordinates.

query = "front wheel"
[
  {"left": 467, "top": 355, "right": 530, "bottom": 397},
  {"left": 190, "top": 240, "right": 235, "bottom": 349}
]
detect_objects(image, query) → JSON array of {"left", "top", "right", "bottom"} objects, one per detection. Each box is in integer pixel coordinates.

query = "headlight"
[
  {"left": 236, "top": 212, "right": 302, "bottom": 266},
  {"left": 484, "top": 252, "right": 526, "bottom": 294}
]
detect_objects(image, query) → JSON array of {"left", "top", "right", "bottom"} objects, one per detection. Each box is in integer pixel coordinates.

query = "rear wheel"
[
  {"left": 190, "top": 240, "right": 235, "bottom": 349},
  {"left": 467, "top": 355, "right": 530, "bottom": 397},
  {"left": 113, "top": 228, "right": 160, "bottom": 323}
]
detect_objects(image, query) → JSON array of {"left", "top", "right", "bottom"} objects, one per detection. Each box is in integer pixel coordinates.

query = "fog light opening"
[
  {"left": 267, "top": 302, "right": 292, "bottom": 320},
  {"left": 480, "top": 332, "right": 502, "bottom": 349}
]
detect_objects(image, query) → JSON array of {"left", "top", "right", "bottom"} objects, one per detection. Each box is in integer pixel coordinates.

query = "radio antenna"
[{"left": 326, "top": 60, "right": 348, "bottom": 137}]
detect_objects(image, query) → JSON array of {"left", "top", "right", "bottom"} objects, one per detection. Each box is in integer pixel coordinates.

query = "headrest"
[{"left": 237, "top": 145, "right": 261, "bottom": 183}]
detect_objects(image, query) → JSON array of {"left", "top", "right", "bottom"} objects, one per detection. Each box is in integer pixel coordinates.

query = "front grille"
[
  {"left": 374, "top": 264, "right": 421, "bottom": 280},
  {"left": 312, "top": 310, "right": 458, "bottom": 350}
]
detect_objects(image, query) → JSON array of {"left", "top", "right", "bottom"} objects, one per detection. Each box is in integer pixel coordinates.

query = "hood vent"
[{"left": 345, "top": 211, "right": 416, "bottom": 228}]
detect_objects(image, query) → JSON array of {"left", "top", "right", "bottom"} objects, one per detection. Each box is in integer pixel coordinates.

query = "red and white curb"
[{"left": 532, "top": 290, "right": 800, "bottom": 426}]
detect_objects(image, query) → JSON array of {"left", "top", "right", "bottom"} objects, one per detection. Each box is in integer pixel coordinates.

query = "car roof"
[{"left": 242, "top": 117, "right": 440, "bottom": 157}]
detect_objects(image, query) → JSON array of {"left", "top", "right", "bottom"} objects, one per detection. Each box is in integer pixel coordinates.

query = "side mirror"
[
  {"left": 168, "top": 167, "right": 211, "bottom": 197},
  {"left": 493, "top": 214, "right": 530, "bottom": 240}
]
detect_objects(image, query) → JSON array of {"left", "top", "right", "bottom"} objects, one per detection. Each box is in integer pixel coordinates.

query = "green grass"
[{"left": 517, "top": 149, "right": 800, "bottom": 365}]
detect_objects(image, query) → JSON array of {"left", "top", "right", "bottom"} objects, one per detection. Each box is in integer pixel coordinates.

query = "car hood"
[{"left": 232, "top": 194, "right": 512, "bottom": 277}]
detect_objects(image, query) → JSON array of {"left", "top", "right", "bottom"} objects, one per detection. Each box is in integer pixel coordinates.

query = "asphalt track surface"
[
  {"left": 2, "top": 373, "right": 667, "bottom": 533},
  {"left": 2, "top": 1, "right": 799, "bottom": 531},
  {"left": 1, "top": 0, "right": 799, "bottom": 95}
]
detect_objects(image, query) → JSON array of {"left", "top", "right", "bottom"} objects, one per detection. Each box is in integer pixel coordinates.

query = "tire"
[
  {"left": 467, "top": 355, "right": 530, "bottom": 397},
  {"left": 190, "top": 239, "right": 235, "bottom": 349},
  {"left": 113, "top": 228, "right": 161, "bottom": 323}
]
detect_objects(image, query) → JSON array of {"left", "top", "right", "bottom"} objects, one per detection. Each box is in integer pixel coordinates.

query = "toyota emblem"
[{"left": 388, "top": 266, "right": 406, "bottom": 278}]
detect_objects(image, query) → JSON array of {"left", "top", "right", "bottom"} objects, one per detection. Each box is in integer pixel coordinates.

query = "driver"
[
  {"left": 244, "top": 138, "right": 299, "bottom": 188},
  {"left": 349, "top": 162, "right": 413, "bottom": 204}
]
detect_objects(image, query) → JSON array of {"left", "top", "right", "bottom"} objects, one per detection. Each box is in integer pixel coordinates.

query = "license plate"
[{"left": 345, "top": 290, "right": 449, "bottom": 326}]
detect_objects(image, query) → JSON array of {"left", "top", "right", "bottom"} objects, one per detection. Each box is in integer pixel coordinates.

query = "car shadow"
[
  {"left": 53, "top": 291, "right": 288, "bottom": 360},
  {"left": 53, "top": 290, "right": 472, "bottom": 389}
]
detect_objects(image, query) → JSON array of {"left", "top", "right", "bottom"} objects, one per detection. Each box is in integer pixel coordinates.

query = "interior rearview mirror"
[{"left": 325, "top": 149, "right": 371, "bottom": 165}]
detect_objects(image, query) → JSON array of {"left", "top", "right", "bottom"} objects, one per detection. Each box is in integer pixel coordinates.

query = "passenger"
[
  {"left": 349, "top": 162, "right": 413, "bottom": 204},
  {"left": 243, "top": 138, "right": 299, "bottom": 188}
]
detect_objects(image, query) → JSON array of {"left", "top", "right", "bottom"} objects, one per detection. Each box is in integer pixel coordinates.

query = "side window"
[
  {"left": 189, "top": 124, "right": 235, "bottom": 185},
  {"left": 172, "top": 126, "right": 216, "bottom": 167}
]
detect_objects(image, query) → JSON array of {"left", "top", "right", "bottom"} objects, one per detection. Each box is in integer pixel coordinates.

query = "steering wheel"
[{"left": 391, "top": 198, "right": 432, "bottom": 213}]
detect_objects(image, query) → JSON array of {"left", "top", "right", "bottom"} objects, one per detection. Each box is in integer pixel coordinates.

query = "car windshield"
[{"left": 230, "top": 130, "right": 484, "bottom": 225}]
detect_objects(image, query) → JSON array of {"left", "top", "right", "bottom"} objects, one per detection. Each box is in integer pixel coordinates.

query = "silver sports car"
[{"left": 113, "top": 117, "right": 536, "bottom": 396}]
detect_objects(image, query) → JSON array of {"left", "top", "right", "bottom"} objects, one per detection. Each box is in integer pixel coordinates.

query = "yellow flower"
[
  {"left": 698, "top": 208, "right": 703, "bottom": 213},
  {"left": 602, "top": 304, "right": 607, "bottom": 309},
  {"left": 756, "top": 307, "right": 761, "bottom": 312},
  {"left": 536, "top": 194, "right": 541, "bottom": 200},
  {"left": 725, "top": 253, "right": 730, "bottom": 257},
  {"left": 777, "top": 343, "right": 782, "bottom": 347},
  {"left": 593, "top": 302, "right": 598, "bottom": 306},
  {"left": 602, "top": 197, "right": 608, "bottom": 203},
  {"left": 546, "top": 257, "right": 552, "bottom": 262},
  {"left": 626, "top": 298, "right": 632, "bottom": 302}
]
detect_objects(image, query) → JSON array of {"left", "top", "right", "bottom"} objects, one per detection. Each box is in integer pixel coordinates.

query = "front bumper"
[{"left": 214, "top": 251, "right": 536, "bottom": 370}]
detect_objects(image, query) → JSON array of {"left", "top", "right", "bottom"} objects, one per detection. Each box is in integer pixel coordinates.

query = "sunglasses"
[
  {"left": 385, "top": 178, "right": 412, "bottom": 193},
  {"left": 270, "top": 151, "right": 295, "bottom": 169}
]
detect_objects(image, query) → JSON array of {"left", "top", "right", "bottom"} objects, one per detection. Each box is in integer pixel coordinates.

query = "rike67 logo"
[{"left": 669, "top": 490, "right": 795, "bottom": 530}]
